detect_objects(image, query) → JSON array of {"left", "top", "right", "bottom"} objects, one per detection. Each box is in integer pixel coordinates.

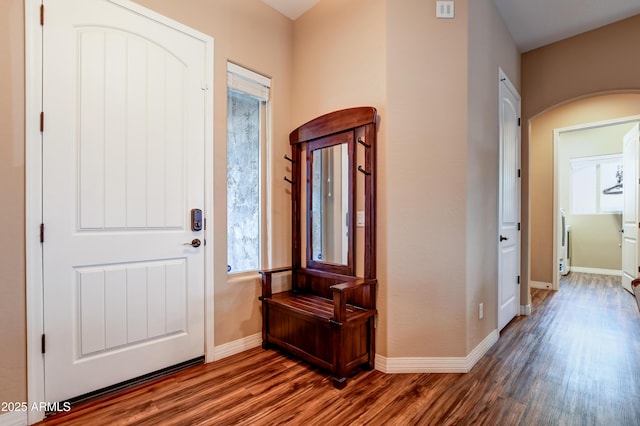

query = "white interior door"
[
  {"left": 622, "top": 123, "right": 640, "bottom": 294},
  {"left": 43, "top": 0, "right": 207, "bottom": 402},
  {"left": 498, "top": 71, "right": 521, "bottom": 331}
]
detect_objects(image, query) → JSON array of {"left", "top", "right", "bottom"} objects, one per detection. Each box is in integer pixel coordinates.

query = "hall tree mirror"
[
  {"left": 299, "top": 127, "right": 368, "bottom": 277},
  {"left": 310, "top": 143, "right": 349, "bottom": 266}
]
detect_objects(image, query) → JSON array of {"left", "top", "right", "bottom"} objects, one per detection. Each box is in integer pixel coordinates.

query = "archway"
[{"left": 528, "top": 92, "right": 640, "bottom": 291}]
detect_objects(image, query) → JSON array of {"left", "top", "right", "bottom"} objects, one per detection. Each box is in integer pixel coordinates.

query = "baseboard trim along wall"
[
  {"left": 530, "top": 281, "right": 552, "bottom": 289},
  {"left": 569, "top": 267, "right": 622, "bottom": 276},
  {"left": 213, "top": 333, "right": 262, "bottom": 361},
  {"left": 0, "top": 411, "right": 27, "bottom": 426},
  {"left": 216, "top": 329, "right": 500, "bottom": 375},
  {"left": 374, "top": 329, "right": 499, "bottom": 374}
]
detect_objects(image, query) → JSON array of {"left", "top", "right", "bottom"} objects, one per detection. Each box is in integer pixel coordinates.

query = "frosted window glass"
[{"left": 227, "top": 90, "right": 260, "bottom": 273}]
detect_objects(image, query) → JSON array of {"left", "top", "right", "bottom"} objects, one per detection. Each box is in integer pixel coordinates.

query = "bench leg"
[{"left": 332, "top": 376, "right": 347, "bottom": 389}]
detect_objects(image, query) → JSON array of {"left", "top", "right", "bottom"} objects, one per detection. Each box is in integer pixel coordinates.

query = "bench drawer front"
[{"left": 268, "top": 305, "right": 333, "bottom": 365}]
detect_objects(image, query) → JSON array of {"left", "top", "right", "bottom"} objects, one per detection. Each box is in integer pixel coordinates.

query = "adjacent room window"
[
  {"left": 226, "top": 63, "right": 271, "bottom": 274},
  {"left": 570, "top": 154, "right": 623, "bottom": 214}
]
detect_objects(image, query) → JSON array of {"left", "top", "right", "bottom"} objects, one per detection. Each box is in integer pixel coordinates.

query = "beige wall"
[
  {"left": 385, "top": 0, "right": 468, "bottom": 356},
  {"left": 522, "top": 14, "right": 640, "bottom": 287},
  {"left": 466, "top": 0, "right": 520, "bottom": 351},
  {"left": 528, "top": 94, "right": 640, "bottom": 283},
  {"left": 0, "top": 0, "right": 26, "bottom": 406},
  {"left": 569, "top": 215, "right": 622, "bottom": 270}
]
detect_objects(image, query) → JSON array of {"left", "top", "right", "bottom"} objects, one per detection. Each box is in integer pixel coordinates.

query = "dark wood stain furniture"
[{"left": 259, "top": 107, "right": 378, "bottom": 388}]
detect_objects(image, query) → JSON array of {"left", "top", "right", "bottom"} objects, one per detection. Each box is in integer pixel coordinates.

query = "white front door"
[
  {"left": 498, "top": 71, "right": 521, "bottom": 331},
  {"left": 622, "top": 123, "right": 640, "bottom": 294},
  {"left": 43, "top": 0, "right": 208, "bottom": 402}
]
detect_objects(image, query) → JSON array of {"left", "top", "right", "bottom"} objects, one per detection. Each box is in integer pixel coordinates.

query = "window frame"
[{"left": 226, "top": 62, "right": 271, "bottom": 276}]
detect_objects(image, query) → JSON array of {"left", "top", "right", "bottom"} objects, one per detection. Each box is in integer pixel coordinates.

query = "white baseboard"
[
  {"left": 212, "top": 332, "right": 262, "bottom": 361},
  {"left": 0, "top": 411, "right": 27, "bottom": 426},
  {"left": 520, "top": 304, "right": 532, "bottom": 316},
  {"left": 530, "top": 281, "right": 552, "bottom": 289},
  {"left": 375, "top": 329, "right": 499, "bottom": 374},
  {"left": 569, "top": 267, "right": 622, "bottom": 276}
]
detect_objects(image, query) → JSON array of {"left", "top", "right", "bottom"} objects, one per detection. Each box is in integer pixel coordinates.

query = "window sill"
[{"left": 227, "top": 271, "right": 261, "bottom": 284}]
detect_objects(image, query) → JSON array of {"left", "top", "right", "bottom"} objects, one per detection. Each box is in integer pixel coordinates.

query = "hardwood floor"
[{"left": 39, "top": 273, "right": 640, "bottom": 425}]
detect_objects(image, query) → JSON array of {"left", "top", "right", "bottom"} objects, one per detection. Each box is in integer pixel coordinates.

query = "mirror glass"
[{"left": 310, "top": 144, "right": 349, "bottom": 266}]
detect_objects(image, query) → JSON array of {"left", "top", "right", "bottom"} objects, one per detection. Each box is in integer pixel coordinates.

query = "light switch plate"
[
  {"left": 436, "top": 1, "right": 455, "bottom": 19},
  {"left": 357, "top": 211, "right": 365, "bottom": 227}
]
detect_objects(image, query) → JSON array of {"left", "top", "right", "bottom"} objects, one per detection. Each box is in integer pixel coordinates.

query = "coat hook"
[
  {"left": 284, "top": 176, "right": 296, "bottom": 185},
  {"left": 284, "top": 154, "right": 295, "bottom": 162},
  {"left": 357, "top": 165, "right": 371, "bottom": 176},
  {"left": 357, "top": 137, "right": 370, "bottom": 148}
]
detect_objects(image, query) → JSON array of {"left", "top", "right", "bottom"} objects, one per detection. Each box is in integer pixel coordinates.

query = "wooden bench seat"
[{"left": 269, "top": 292, "right": 374, "bottom": 323}]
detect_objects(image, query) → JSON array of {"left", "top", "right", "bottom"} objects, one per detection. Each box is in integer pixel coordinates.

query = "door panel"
[
  {"left": 43, "top": 0, "right": 206, "bottom": 402},
  {"left": 498, "top": 72, "right": 521, "bottom": 331},
  {"left": 622, "top": 124, "right": 640, "bottom": 293}
]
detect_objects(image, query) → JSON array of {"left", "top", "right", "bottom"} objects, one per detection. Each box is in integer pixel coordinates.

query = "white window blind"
[
  {"left": 570, "top": 154, "right": 623, "bottom": 214},
  {"left": 227, "top": 62, "right": 270, "bottom": 101}
]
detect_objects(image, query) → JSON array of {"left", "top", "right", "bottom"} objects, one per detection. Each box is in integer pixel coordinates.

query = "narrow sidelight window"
[{"left": 226, "top": 63, "right": 271, "bottom": 274}]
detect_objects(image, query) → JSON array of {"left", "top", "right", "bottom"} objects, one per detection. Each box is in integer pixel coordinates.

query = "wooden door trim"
[{"left": 24, "top": 1, "right": 214, "bottom": 422}]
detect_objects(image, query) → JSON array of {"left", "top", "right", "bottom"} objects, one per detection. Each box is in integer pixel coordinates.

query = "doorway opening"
[{"left": 553, "top": 117, "right": 640, "bottom": 290}]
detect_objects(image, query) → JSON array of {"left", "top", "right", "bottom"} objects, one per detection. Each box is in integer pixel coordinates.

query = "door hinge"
[
  {"left": 40, "top": 4, "right": 44, "bottom": 25},
  {"left": 204, "top": 218, "right": 207, "bottom": 230},
  {"left": 517, "top": 117, "right": 521, "bottom": 127},
  {"left": 517, "top": 275, "right": 520, "bottom": 284},
  {"left": 517, "top": 169, "right": 521, "bottom": 178},
  {"left": 40, "top": 223, "right": 44, "bottom": 243},
  {"left": 41, "top": 334, "right": 46, "bottom": 354},
  {"left": 40, "top": 112, "right": 44, "bottom": 132},
  {"left": 518, "top": 223, "right": 521, "bottom": 231}
]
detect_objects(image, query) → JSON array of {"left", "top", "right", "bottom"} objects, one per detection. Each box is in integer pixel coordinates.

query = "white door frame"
[
  {"left": 552, "top": 115, "right": 640, "bottom": 290},
  {"left": 25, "top": 1, "right": 214, "bottom": 423}
]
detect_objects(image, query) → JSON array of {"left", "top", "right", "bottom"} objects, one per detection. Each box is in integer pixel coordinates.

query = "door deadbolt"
[{"left": 191, "top": 209, "right": 203, "bottom": 231}]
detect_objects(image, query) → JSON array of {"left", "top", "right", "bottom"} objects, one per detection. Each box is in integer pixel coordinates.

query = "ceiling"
[
  {"left": 493, "top": 0, "right": 640, "bottom": 52},
  {"left": 261, "top": 0, "right": 640, "bottom": 52}
]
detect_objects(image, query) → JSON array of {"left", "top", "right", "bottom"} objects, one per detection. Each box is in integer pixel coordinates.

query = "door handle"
[
  {"left": 499, "top": 235, "right": 508, "bottom": 242},
  {"left": 183, "top": 239, "right": 201, "bottom": 248}
]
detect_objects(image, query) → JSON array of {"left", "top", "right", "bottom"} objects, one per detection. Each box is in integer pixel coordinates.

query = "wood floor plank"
[{"left": 38, "top": 273, "right": 640, "bottom": 425}]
